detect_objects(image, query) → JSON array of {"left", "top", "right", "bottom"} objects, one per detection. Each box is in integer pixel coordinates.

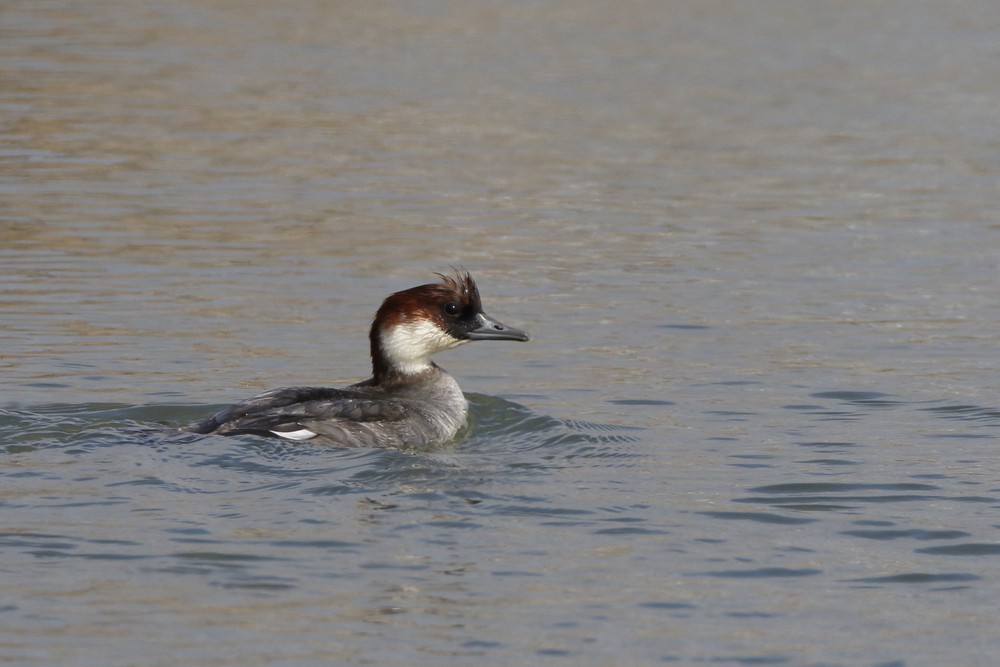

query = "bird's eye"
[{"left": 444, "top": 302, "right": 462, "bottom": 317}]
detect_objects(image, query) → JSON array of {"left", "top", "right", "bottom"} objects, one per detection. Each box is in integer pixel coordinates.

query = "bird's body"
[{"left": 186, "top": 272, "right": 529, "bottom": 447}]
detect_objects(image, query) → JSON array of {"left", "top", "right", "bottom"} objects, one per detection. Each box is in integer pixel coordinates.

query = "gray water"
[{"left": 2, "top": 1, "right": 999, "bottom": 665}]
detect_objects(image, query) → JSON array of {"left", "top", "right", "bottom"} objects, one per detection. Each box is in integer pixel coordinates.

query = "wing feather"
[{"left": 186, "top": 386, "right": 408, "bottom": 436}]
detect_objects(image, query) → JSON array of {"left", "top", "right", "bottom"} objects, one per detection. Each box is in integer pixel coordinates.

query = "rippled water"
[
  {"left": 3, "top": 1, "right": 1000, "bottom": 665},
  {"left": 2, "top": 392, "right": 999, "bottom": 665}
]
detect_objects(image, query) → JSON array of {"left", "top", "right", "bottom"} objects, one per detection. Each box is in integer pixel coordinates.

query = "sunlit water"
[{"left": 2, "top": 1, "right": 999, "bottom": 665}]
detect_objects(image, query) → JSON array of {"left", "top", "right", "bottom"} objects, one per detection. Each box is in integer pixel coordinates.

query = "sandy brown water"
[{"left": 2, "top": 1, "right": 1000, "bottom": 665}]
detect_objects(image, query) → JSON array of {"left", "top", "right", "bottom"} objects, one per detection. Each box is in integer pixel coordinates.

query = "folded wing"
[{"left": 185, "top": 386, "right": 408, "bottom": 439}]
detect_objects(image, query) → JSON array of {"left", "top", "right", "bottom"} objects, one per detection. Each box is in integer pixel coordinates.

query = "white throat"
[{"left": 379, "top": 320, "right": 465, "bottom": 376}]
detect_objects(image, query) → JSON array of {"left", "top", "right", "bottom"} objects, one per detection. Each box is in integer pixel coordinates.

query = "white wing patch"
[{"left": 271, "top": 428, "right": 318, "bottom": 441}]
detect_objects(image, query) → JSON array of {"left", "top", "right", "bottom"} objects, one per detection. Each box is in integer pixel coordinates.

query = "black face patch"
[
  {"left": 431, "top": 272, "right": 485, "bottom": 340},
  {"left": 442, "top": 305, "right": 484, "bottom": 340}
]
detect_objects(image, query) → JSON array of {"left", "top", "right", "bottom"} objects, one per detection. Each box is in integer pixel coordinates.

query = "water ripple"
[
  {"left": 840, "top": 529, "right": 970, "bottom": 541},
  {"left": 848, "top": 573, "right": 980, "bottom": 584},
  {"left": 694, "top": 567, "right": 823, "bottom": 579},
  {"left": 920, "top": 404, "right": 1000, "bottom": 423},
  {"left": 698, "top": 511, "right": 817, "bottom": 525},
  {"left": 2, "top": 398, "right": 644, "bottom": 510},
  {"left": 915, "top": 544, "right": 1000, "bottom": 556}
]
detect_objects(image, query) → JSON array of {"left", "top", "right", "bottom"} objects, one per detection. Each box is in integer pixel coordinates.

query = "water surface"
[{"left": 2, "top": 1, "right": 999, "bottom": 665}]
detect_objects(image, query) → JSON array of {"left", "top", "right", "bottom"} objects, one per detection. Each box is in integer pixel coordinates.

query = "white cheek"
[{"left": 381, "top": 321, "right": 463, "bottom": 373}]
